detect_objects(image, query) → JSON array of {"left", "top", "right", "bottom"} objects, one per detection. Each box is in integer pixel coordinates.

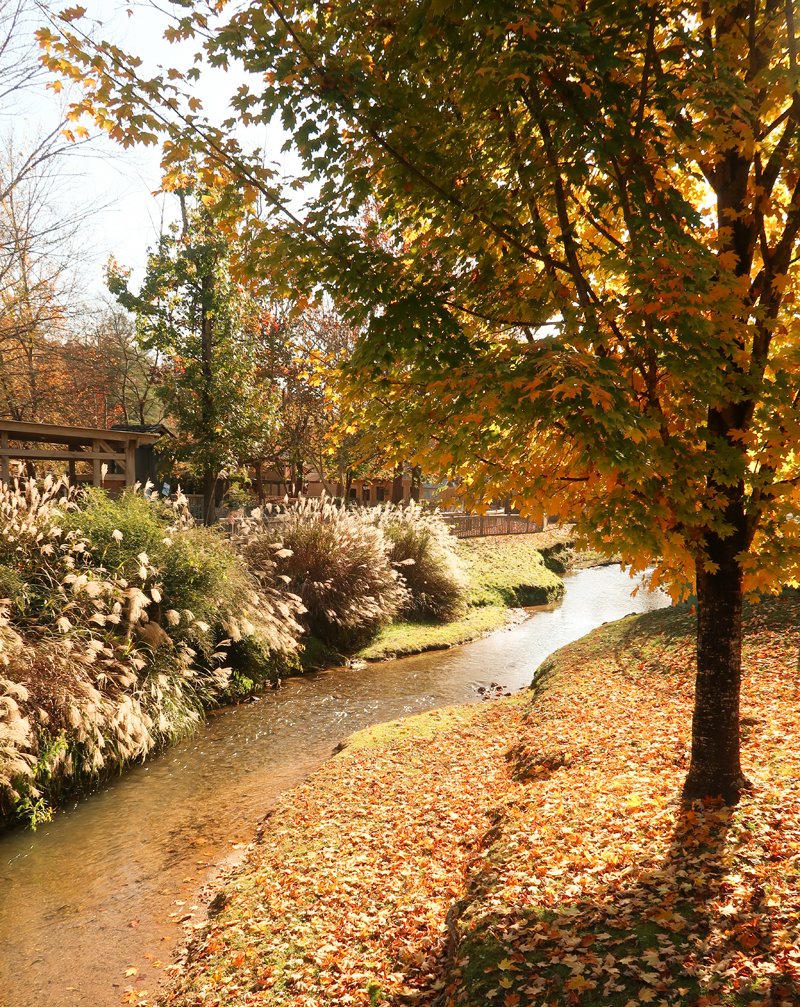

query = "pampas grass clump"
[
  {"left": 237, "top": 498, "right": 408, "bottom": 649},
  {"left": 0, "top": 478, "right": 304, "bottom": 827},
  {"left": 369, "top": 501, "right": 468, "bottom": 621}
]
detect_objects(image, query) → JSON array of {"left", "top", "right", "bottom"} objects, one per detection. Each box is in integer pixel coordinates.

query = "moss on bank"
[
  {"left": 355, "top": 531, "right": 566, "bottom": 661},
  {"left": 335, "top": 701, "right": 491, "bottom": 755},
  {"left": 158, "top": 593, "right": 800, "bottom": 1007}
]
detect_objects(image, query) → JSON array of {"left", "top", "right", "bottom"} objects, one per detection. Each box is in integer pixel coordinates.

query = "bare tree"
[
  {"left": 0, "top": 0, "right": 78, "bottom": 200},
  {"left": 0, "top": 131, "right": 81, "bottom": 420},
  {"left": 0, "top": 1, "right": 112, "bottom": 424}
]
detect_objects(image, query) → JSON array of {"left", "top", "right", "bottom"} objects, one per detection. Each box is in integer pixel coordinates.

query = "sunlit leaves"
[{"left": 161, "top": 595, "right": 800, "bottom": 1006}]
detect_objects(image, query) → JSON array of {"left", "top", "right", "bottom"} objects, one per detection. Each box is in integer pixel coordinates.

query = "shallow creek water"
[{"left": 0, "top": 564, "right": 669, "bottom": 1006}]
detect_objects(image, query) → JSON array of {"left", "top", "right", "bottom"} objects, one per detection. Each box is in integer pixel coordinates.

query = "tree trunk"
[
  {"left": 200, "top": 272, "right": 217, "bottom": 526},
  {"left": 391, "top": 463, "right": 404, "bottom": 504},
  {"left": 682, "top": 531, "right": 750, "bottom": 804},
  {"left": 202, "top": 469, "right": 217, "bottom": 526},
  {"left": 410, "top": 465, "right": 421, "bottom": 503},
  {"left": 338, "top": 455, "right": 346, "bottom": 498}
]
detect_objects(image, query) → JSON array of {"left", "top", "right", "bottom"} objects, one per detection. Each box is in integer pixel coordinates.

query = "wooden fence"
[
  {"left": 441, "top": 513, "right": 545, "bottom": 538},
  {"left": 181, "top": 497, "right": 544, "bottom": 539}
]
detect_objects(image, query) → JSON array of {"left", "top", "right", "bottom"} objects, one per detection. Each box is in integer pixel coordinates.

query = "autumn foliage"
[
  {"left": 33, "top": 0, "right": 800, "bottom": 799},
  {"left": 158, "top": 594, "right": 800, "bottom": 1007}
]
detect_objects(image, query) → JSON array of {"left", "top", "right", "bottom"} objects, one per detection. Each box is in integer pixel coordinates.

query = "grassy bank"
[
  {"left": 355, "top": 530, "right": 567, "bottom": 661},
  {"left": 157, "top": 592, "right": 800, "bottom": 1007},
  {"left": 0, "top": 484, "right": 304, "bottom": 829}
]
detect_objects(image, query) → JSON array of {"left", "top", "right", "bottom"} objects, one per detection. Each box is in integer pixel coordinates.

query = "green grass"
[
  {"left": 335, "top": 700, "right": 509, "bottom": 755},
  {"left": 355, "top": 605, "right": 509, "bottom": 660},
  {"left": 458, "top": 534, "right": 565, "bottom": 607},
  {"left": 354, "top": 533, "right": 564, "bottom": 660}
]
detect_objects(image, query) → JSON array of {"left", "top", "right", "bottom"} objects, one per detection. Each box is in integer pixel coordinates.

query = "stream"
[{"left": 0, "top": 564, "right": 669, "bottom": 1006}]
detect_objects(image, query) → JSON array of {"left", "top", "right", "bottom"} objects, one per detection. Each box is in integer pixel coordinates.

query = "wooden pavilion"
[{"left": 0, "top": 419, "right": 162, "bottom": 489}]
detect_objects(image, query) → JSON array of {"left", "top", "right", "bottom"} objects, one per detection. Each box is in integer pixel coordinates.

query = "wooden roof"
[{"left": 0, "top": 419, "right": 160, "bottom": 446}]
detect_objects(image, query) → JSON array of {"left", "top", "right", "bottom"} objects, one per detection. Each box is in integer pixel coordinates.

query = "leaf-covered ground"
[{"left": 154, "top": 593, "right": 800, "bottom": 1007}]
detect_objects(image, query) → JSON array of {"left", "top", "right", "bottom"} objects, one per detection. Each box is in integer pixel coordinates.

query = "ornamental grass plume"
[
  {"left": 368, "top": 501, "right": 468, "bottom": 621},
  {"left": 236, "top": 497, "right": 408, "bottom": 649},
  {"left": 0, "top": 478, "right": 305, "bottom": 826}
]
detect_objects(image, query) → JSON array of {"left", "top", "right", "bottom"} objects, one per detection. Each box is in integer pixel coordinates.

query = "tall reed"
[
  {"left": 235, "top": 498, "right": 408, "bottom": 648},
  {"left": 0, "top": 478, "right": 304, "bottom": 826}
]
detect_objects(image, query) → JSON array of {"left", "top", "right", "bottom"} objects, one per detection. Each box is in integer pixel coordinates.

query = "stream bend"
[{"left": 0, "top": 565, "right": 668, "bottom": 1006}]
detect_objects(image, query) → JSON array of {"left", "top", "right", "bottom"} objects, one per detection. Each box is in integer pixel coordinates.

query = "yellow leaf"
[
  {"left": 497, "top": 959, "right": 515, "bottom": 970},
  {"left": 717, "top": 249, "right": 738, "bottom": 270},
  {"left": 498, "top": 977, "right": 513, "bottom": 988},
  {"left": 124, "top": 966, "right": 138, "bottom": 977},
  {"left": 59, "top": 5, "right": 87, "bottom": 22}
]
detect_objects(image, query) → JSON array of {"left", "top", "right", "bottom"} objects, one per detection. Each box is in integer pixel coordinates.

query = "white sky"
[{"left": 14, "top": 0, "right": 299, "bottom": 300}]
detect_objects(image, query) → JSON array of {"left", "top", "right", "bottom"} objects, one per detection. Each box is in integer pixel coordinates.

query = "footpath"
[{"left": 154, "top": 594, "right": 800, "bottom": 1007}]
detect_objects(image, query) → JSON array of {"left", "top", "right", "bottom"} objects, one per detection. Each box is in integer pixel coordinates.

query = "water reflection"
[{"left": 0, "top": 564, "right": 668, "bottom": 1006}]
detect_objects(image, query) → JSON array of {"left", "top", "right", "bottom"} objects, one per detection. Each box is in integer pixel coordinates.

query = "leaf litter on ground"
[{"left": 156, "top": 593, "right": 800, "bottom": 1007}]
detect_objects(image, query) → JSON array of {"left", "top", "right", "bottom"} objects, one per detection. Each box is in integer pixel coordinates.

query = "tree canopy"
[
  {"left": 38, "top": 0, "right": 800, "bottom": 800},
  {"left": 108, "top": 196, "right": 279, "bottom": 522}
]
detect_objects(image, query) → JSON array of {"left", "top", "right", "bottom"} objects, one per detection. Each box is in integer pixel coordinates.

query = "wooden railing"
[
  {"left": 0, "top": 419, "right": 159, "bottom": 487},
  {"left": 180, "top": 498, "right": 544, "bottom": 538},
  {"left": 441, "top": 513, "right": 545, "bottom": 538}
]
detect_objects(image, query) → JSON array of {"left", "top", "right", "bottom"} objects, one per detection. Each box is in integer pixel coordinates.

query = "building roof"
[
  {"left": 110, "top": 423, "right": 173, "bottom": 438},
  {"left": 0, "top": 419, "right": 161, "bottom": 446}
]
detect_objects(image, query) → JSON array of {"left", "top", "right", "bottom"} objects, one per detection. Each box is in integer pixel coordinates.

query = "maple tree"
[{"left": 37, "top": 1, "right": 800, "bottom": 802}]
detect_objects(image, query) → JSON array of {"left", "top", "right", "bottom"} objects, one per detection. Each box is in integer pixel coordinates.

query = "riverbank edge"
[
  {"left": 155, "top": 594, "right": 800, "bottom": 1007},
  {"left": 347, "top": 529, "right": 573, "bottom": 663},
  {"left": 0, "top": 529, "right": 569, "bottom": 831}
]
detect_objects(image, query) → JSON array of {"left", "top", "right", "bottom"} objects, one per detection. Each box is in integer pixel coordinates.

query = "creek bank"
[
  {"left": 0, "top": 505, "right": 567, "bottom": 830},
  {"left": 351, "top": 529, "right": 570, "bottom": 662},
  {"left": 158, "top": 592, "right": 800, "bottom": 1007}
]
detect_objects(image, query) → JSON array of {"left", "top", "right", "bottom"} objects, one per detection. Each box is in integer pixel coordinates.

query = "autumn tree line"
[{"left": 0, "top": 0, "right": 398, "bottom": 526}]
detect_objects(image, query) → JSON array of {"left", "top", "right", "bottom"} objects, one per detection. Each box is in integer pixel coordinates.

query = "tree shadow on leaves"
[{"left": 449, "top": 801, "right": 797, "bottom": 1007}]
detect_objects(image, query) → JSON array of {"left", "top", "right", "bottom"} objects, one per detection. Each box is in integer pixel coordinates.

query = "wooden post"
[
  {"left": 1, "top": 431, "right": 8, "bottom": 483},
  {"left": 92, "top": 439, "right": 102, "bottom": 487},
  {"left": 68, "top": 459, "right": 76, "bottom": 484},
  {"left": 125, "top": 438, "right": 136, "bottom": 487}
]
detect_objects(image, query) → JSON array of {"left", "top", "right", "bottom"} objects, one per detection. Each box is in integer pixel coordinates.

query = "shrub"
[
  {"left": 236, "top": 498, "right": 408, "bottom": 649},
  {"left": 61, "top": 488, "right": 304, "bottom": 678},
  {"left": 369, "top": 501, "right": 468, "bottom": 621},
  {"left": 0, "top": 479, "right": 304, "bottom": 826}
]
